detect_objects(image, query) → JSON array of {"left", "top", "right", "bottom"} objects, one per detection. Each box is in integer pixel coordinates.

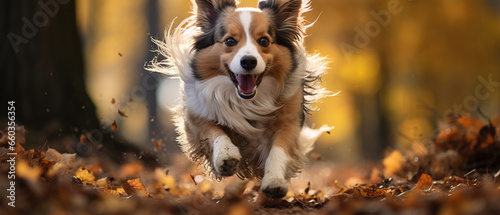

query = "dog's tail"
[{"left": 299, "top": 125, "right": 334, "bottom": 155}]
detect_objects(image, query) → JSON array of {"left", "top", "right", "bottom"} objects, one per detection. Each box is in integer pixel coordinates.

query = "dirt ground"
[{"left": 1, "top": 115, "right": 500, "bottom": 215}]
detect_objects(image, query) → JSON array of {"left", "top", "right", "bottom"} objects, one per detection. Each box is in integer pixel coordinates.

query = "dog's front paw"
[
  {"left": 213, "top": 136, "right": 241, "bottom": 177},
  {"left": 261, "top": 177, "right": 288, "bottom": 199}
]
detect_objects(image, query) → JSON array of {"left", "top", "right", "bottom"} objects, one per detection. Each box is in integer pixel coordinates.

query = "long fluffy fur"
[{"left": 147, "top": 0, "right": 330, "bottom": 179}]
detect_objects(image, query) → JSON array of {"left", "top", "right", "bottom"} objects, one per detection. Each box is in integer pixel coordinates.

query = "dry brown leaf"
[
  {"left": 103, "top": 185, "right": 128, "bottom": 197},
  {"left": 103, "top": 188, "right": 121, "bottom": 197},
  {"left": 123, "top": 178, "right": 148, "bottom": 197},
  {"left": 417, "top": 173, "right": 433, "bottom": 190}
]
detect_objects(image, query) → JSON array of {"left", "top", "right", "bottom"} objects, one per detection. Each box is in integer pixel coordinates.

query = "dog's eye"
[
  {"left": 258, "top": 37, "right": 270, "bottom": 47},
  {"left": 224, "top": 37, "right": 237, "bottom": 47}
]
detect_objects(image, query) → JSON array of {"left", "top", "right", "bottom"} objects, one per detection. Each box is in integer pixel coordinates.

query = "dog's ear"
[
  {"left": 193, "top": 0, "right": 237, "bottom": 50},
  {"left": 194, "top": 0, "right": 237, "bottom": 31},
  {"left": 258, "top": 0, "right": 307, "bottom": 48}
]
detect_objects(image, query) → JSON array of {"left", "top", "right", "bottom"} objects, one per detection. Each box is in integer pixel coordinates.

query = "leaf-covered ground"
[{"left": 1, "top": 114, "right": 500, "bottom": 215}]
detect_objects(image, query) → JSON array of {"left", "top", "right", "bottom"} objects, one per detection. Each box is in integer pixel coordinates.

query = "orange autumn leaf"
[
  {"left": 103, "top": 184, "right": 128, "bottom": 197},
  {"left": 123, "top": 178, "right": 148, "bottom": 197},
  {"left": 111, "top": 120, "right": 118, "bottom": 132},
  {"left": 118, "top": 108, "right": 128, "bottom": 118},
  {"left": 103, "top": 188, "right": 121, "bottom": 197},
  {"left": 154, "top": 139, "right": 162, "bottom": 152},
  {"left": 75, "top": 167, "right": 96, "bottom": 184},
  {"left": 417, "top": 173, "right": 433, "bottom": 190}
]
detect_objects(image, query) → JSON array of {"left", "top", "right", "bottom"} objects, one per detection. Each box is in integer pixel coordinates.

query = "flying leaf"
[
  {"left": 118, "top": 109, "right": 128, "bottom": 118},
  {"left": 111, "top": 120, "right": 118, "bottom": 132}
]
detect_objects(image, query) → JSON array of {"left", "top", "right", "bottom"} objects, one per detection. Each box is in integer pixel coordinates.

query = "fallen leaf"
[
  {"left": 95, "top": 177, "right": 108, "bottom": 187},
  {"left": 417, "top": 173, "right": 433, "bottom": 190},
  {"left": 75, "top": 167, "right": 96, "bottom": 184},
  {"left": 123, "top": 178, "right": 148, "bottom": 197}
]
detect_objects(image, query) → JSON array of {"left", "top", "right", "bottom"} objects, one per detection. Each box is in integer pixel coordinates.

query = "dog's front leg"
[
  {"left": 261, "top": 123, "right": 301, "bottom": 199},
  {"left": 212, "top": 134, "right": 241, "bottom": 177},
  {"left": 261, "top": 88, "right": 304, "bottom": 199},
  {"left": 186, "top": 114, "right": 241, "bottom": 177}
]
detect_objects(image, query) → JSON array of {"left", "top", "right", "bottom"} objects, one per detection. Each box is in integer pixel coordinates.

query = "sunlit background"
[{"left": 75, "top": 0, "right": 500, "bottom": 163}]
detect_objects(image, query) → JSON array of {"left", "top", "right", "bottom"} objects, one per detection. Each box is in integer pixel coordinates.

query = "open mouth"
[{"left": 227, "top": 67, "right": 265, "bottom": 99}]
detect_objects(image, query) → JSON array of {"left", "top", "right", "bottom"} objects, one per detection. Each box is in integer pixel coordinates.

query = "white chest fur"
[{"left": 184, "top": 76, "right": 282, "bottom": 137}]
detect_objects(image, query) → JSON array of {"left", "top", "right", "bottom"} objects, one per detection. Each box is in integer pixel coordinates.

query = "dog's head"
[{"left": 191, "top": 0, "right": 306, "bottom": 99}]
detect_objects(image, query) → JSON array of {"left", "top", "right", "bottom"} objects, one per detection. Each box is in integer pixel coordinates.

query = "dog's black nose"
[{"left": 240, "top": 56, "right": 257, "bottom": 71}]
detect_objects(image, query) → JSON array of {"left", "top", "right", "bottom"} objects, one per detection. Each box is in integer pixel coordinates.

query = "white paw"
[
  {"left": 261, "top": 177, "right": 288, "bottom": 199},
  {"left": 212, "top": 136, "right": 241, "bottom": 177},
  {"left": 261, "top": 146, "right": 290, "bottom": 198}
]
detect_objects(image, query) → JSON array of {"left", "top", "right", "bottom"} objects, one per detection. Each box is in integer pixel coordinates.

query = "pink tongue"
[{"left": 236, "top": 75, "right": 256, "bottom": 94}]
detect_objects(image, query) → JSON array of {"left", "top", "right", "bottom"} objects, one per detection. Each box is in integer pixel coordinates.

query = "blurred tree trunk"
[
  {"left": 357, "top": 51, "right": 390, "bottom": 160},
  {"left": 0, "top": 1, "right": 100, "bottom": 146},
  {"left": 145, "top": 0, "right": 160, "bottom": 148}
]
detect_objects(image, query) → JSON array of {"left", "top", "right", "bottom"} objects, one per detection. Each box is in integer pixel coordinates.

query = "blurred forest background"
[{"left": 1, "top": 0, "right": 500, "bottom": 164}]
